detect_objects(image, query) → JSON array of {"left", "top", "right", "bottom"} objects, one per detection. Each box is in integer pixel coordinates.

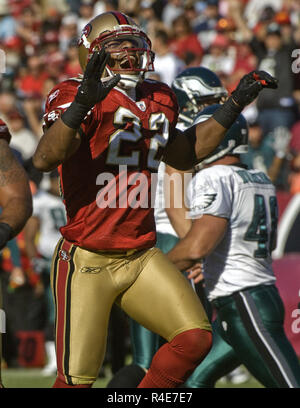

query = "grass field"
[{"left": 1, "top": 367, "right": 263, "bottom": 388}]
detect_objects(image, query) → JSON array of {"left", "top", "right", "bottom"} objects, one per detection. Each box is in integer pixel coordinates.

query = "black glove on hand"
[
  {"left": 62, "top": 48, "right": 121, "bottom": 129},
  {"left": 213, "top": 70, "right": 278, "bottom": 129},
  {"left": 0, "top": 222, "right": 13, "bottom": 250},
  {"left": 231, "top": 70, "right": 278, "bottom": 108}
]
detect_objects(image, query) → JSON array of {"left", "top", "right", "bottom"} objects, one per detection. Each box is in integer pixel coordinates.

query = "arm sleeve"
[
  {"left": 162, "top": 126, "right": 197, "bottom": 170},
  {"left": 188, "top": 171, "right": 233, "bottom": 220}
]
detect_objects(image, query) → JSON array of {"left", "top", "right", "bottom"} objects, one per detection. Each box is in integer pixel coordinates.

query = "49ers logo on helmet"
[{"left": 78, "top": 23, "right": 92, "bottom": 47}]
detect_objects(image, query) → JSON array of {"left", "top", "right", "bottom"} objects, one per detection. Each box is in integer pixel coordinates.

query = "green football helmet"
[
  {"left": 194, "top": 104, "right": 248, "bottom": 169},
  {"left": 172, "top": 67, "right": 227, "bottom": 128}
]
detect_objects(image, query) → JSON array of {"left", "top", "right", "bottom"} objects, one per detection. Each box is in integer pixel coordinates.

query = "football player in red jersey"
[
  {"left": 0, "top": 119, "right": 32, "bottom": 387},
  {"left": 33, "top": 11, "right": 277, "bottom": 388}
]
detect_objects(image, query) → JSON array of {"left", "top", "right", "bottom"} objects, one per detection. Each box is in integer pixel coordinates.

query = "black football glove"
[
  {"left": 213, "top": 70, "right": 278, "bottom": 129},
  {"left": 0, "top": 222, "right": 13, "bottom": 250},
  {"left": 62, "top": 48, "right": 121, "bottom": 130},
  {"left": 231, "top": 70, "right": 278, "bottom": 108}
]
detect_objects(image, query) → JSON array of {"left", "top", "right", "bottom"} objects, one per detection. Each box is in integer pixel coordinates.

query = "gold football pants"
[{"left": 51, "top": 238, "right": 211, "bottom": 385}]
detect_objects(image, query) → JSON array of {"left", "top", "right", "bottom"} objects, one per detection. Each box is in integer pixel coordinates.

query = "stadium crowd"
[{"left": 0, "top": 0, "right": 300, "bottom": 382}]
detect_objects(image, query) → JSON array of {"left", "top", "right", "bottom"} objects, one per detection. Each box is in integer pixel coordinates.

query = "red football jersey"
[
  {"left": 0, "top": 119, "right": 11, "bottom": 144},
  {"left": 44, "top": 78, "right": 179, "bottom": 251}
]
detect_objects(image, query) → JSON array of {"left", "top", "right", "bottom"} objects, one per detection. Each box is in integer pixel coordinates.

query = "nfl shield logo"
[{"left": 136, "top": 101, "right": 146, "bottom": 111}]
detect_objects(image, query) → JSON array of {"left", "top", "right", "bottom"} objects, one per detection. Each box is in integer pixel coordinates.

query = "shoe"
[
  {"left": 227, "top": 367, "right": 250, "bottom": 384},
  {"left": 42, "top": 341, "right": 57, "bottom": 376}
]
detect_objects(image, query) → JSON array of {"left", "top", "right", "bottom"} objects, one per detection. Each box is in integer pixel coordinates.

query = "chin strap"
[{"left": 105, "top": 66, "right": 142, "bottom": 90}]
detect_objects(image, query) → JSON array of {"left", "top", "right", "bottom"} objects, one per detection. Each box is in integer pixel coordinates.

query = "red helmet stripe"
[{"left": 110, "top": 11, "right": 129, "bottom": 25}]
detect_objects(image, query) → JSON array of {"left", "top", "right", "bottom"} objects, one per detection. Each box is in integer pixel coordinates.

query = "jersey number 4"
[
  {"left": 244, "top": 194, "right": 278, "bottom": 258},
  {"left": 106, "top": 107, "right": 169, "bottom": 170}
]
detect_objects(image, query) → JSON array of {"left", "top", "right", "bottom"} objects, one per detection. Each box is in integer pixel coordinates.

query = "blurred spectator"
[
  {"left": 24, "top": 170, "right": 66, "bottom": 375},
  {"left": 42, "top": 31, "right": 65, "bottom": 77},
  {"left": 64, "top": 39, "right": 83, "bottom": 78},
  {"left": 7, "top": 111, "right": 37, "bottom": 160},
  {"left": 0, "top": 1, "right": 17, "bottom": 44},
  {"left": 183, "top": 1, "right": 203, "bottom": 31},
  {"left": 243, "top": 0, "right": 282, "bottom": 29},
  {"left": 41, "top": 8, "right": 62, "bottom": 34},
  {"left": 119, "top": 0, "right": 141, "bottom": 17},
  {"left": 22, "top": 76, "right": 57, "bottom": 140},
  {"left": 255, "top": 23, "right": 296, "bottom": 133},
  {"left": 16, "top": 54, "right": 48, "bottom": 99},
  {"left": 99, "top": 0, "right": 118, "bottom": 13},
  {"left": 201, "top": 33, "right": 234, "bottom": 77},
  {"left": 77, "top": 0, "right": 96, "bottom": 34},
  {"left": 194, "top": 0, "right": 222, "bottom": 50},
  {"left": 1, "top": 38, "right": 22, "bottom": 85},
  {"left": 151, "top": 29, "right": 184, "bottom": 87},
  {"left": 275, "top": 10, "right": 294, "bottom": 45},
  {"left": 169, "top": 14, "right": 204, "bottom": 66},
  {"left": 161, "top": 0, "right": 184, "bottom": 28},
  {"left": 289, "top": 120, "right": 300, "bottom": 194},
  {"left": 290, "top": 120, "right": 300, "bottom": 154},
  {"left": 241, "top": 121, "right": 275, "bottom": 175},
  {"left": 229, "top": 2, "right": 298, "bottom": 138},
  {"left": 225, "top": 41, "right": 257, "bottom": 94},
  {"left": 42, "top": 0, "right": 69, "bottom": 15},
  {"left": 0, "top": 91, "right": 17, "bottom": 121},
  {"left": 138, "top": 0, "right": 157, "bottom": 33},
  {"left": 94, "top": 0, "right": 108, "bottom": 15},
  {"left": 241, "top": 121, "right": 291, "bottom": 188},
  {"left": 15, "top": 5, "right": 41, "bottom": 57},
  {"left": 59, "top": 12, "right": 78, "bottom": 53},
  {"left": 66, "top": 0, "right": 83, "bottom": 14},
  {"left": 289, "top": 152, "right": 300, "bottom": 195}
]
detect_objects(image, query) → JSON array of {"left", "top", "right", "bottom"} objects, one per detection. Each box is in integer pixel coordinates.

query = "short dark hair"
[{"left": 155, "top": 30, "right": 169, "bottom": 44}]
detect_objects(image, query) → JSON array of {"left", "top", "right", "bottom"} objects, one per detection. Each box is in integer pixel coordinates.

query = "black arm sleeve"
[{"left": 162, "top": 126, "right": 197, "bottom": 171}]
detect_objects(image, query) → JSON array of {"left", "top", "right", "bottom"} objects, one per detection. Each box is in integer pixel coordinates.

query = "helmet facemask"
[{"left": 88, "top": 26, "right": 154, "bottom": 89}]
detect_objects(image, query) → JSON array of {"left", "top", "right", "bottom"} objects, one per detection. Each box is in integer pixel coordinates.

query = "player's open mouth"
[{"left": 120, "top": 55, "right": 137, "bottom": 69}]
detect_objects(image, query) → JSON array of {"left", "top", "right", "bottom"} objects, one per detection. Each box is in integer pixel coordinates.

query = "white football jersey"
[
  {"left": 188, "top": 165, "right": 277, "bottom": 300},
  {"left": 154, "top": 161, "right": 177, "bottom": 237},
  {"left": 154, "top": 120, "right": 189, "bottom": 237},
  {"left": 33, "top": 190, "right": 66, "bottom": 258}
]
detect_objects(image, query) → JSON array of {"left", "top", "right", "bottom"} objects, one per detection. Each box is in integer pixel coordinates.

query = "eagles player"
[
  {"left": 24, "top": 169, "right": 66, "bottom": 376},
  {"left": 33, "top": 11, "right": 277, "bottom": 388},
  {"left": 168, "top": 105, "right": 300, "bottom": 388},
  {"left": 107, "top": 67, "right": 228, "bottom": 387},
  {"left": 0, "top": 119, "right": 32, "bottom": 387}
]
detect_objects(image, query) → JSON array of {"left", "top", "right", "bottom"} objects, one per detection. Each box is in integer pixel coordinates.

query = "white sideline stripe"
[{"left": 239, "top": 291, "right": 295, "bottom": 388}]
